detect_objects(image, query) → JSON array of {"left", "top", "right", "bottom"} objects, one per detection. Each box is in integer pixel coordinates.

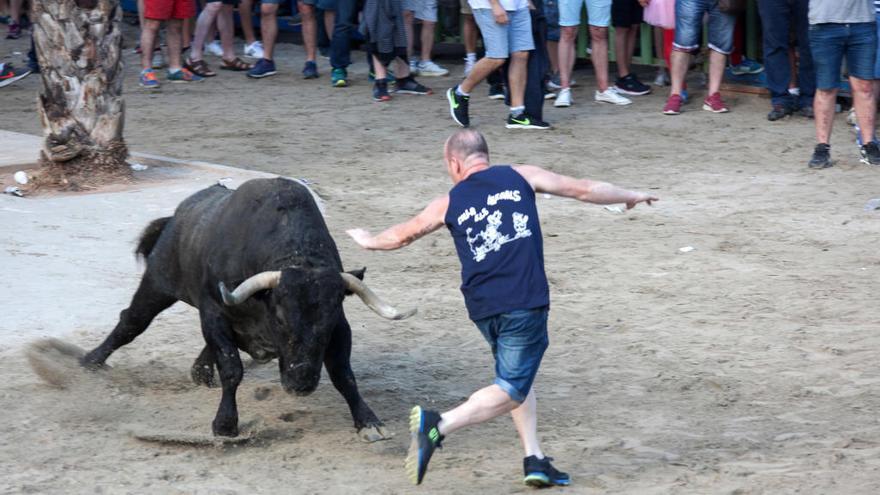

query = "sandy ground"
[{"left": 3, "top": 24, "right": 880, "bottom": 494}]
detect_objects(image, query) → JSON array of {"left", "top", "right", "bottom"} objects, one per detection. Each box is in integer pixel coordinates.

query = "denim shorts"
[
  {"left": 473, "top": 7, "right": 535, "bottom": 58},
  {"left": 474, "top": 306, "right": 549, "bottom": 402},
  {"left": 874, "top": 15, "right": 880, "bottom": 78},
  {"left": 810, "top": 22, "right": 877, "bottom": 89},
  {"left": 300, "top": 0, "right": 337, "bottom": 9},
  {"left": 404, "top": 0, "right": 438, "bottom": 22},
  {"left": 558, "top": 0, "right": 611, "bottom": 28},
  {"left": 673, "top": 0, "right": 735, "bottom": 54},
  {"left": 544, "top": 0, "right": 561, "bottom": 41}
]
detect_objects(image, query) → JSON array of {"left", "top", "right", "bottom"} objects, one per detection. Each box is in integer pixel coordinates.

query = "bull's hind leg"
[
  {"left": 190, "top": 345, "right": 217, "bottom": 387},
  {"left": 200, "top": 301, "right": 243, "bottom": 437},
  {"left": 324, "top": 317, "right": 387, "bottom": 442},
  {"left": 82, "top": 276, "right": 176, "bottom": 368}
]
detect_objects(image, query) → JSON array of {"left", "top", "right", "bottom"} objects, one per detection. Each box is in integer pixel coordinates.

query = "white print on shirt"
[
  {"left": 457, "top": 189, "right": 523, "bottom": 225},
  {"left": 464, "top": 210, "right": 532, "bottom": 262},
  {"left": 486, "top": 189, "right": 521, "bottom": 206}
]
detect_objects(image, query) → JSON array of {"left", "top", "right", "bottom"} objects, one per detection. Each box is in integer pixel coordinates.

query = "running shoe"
[
  {"left": 506, "top": 113, "right": 551, "bottom": 130},
  {"left": 808, "top": 143, "right": 832, "bottom": 169},
  {"left": 729, "top": 57, "right": 764, "bottom": 76},
  {"left": 447, "top": 86, "right": 470, "bottom": 127},
  {"left": 662, "top": 94, "right": 683, "bottom": 115},
  {"left": 373, "top": 79, "right": 391, "bottom": 102},
  {"left": 488, "top": 83, "right": 505, "bottom": 100},
  {"left": 395, "top": 76, "right": 432, "bottom": 95},
  {"left": 799, "top": 106, "right": 814, "bottom": 119},
  {"left": 767, "top": 103, "right": 792, "bottom": 122},
  {"left": 138, "top": 68, "right": 160, "bottom": 89},
  {"left": 247, "top": 58, "right": 277, "bottom": 78},
  {"left": 547, "top": 73, "right": 562, "bottom": 90},
  {"left": 244, "top": 41, "right": 264, "bottom": 59},
  {"left": 860, "top": 141, "right": 880, "bottom": 165},
  {"left": 596, "top": 87, "right": 631, "bottom": 105},
  {"left": 614, "top": 74, "right": 651, "bottom": 96},
  {"left": 0, "top": 63, "right": 30, "bottom": 88},
  {"left": 703, "top": 92, "right": 729, "bottom": 113},
  {"left": 6, "top": 21, "right": 21, "bottom": 39},
  {"left": 417, "top": 60, "right": 449, "bottom": 77},
  {"left": 302, "top": 60, "right": 319, "bottom": 79},
  {"left": 554, "top": 88, "right": 572, "bottom": 107},
  {"left": 405, "top": 406, "right": 444, "bottom": 485},
  {"left": 205, "top": 40, "right": 223, "bottom": 57},
  {"left": 523, "top": 456, "right": 571, "bottom": 487},
  {"left": 331, "top": 67, "right": 348, "bottom": 87},
  {"left": 167, "top": 68, "right": 204, "bottom": 83}
]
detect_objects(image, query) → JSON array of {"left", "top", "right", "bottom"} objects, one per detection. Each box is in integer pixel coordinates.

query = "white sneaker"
[
  {"left": 595, "top": 87, "right": 632, "bottom": 105},
  {"left": 554, "top": 88, "right": 572, "bottom": 107},
  {"left": 205, "top": 40, "right": 223, "bottom": 57},
  {"left": 417, "top": 60, "right": 449, "bottom": 77},
  {"left": 409, "top": 59, "right": 419, "bottom": 76},
  {"left": 151, "top": 49, "right": 165, "bottom": 69},
  {"left": 244, "top": 41, "right": 264, "bottom": 59},
  {"left": 464, "top": 57, "right": 476, "bottom": 77}
]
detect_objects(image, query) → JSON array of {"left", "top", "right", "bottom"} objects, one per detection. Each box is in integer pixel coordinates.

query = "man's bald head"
[{"left": 444, "top": 129, "right": 490, "bottom": 167}]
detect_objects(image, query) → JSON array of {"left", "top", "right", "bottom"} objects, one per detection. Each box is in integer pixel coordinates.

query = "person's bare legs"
[
  {"left": 166, "top": 19, "right": 184, "bottom": 70},
  {"left": 558, "top": 25, "right": 577, "bottom": 89},
  {"left": 669, "top": 49, "right": 690, "bottom": 96},
  {"left": 460, "top": 57, "right": 506, "bottom": 93},
  {"left": 589, "top": 25, "right": 609, "bottom": 91},
  {"left": 138, "top": 0, "right": 146, "bottom": 33},
  {"left": 421, "top": 20, "right": 436, "bottom": 62},
  {"left": 190, "top": 2, "right": 222, "bottom": 61},
  {"left": 324, "top": 9, "right": 335, "bottom": 38},
  {"left": 404, "top": 10, "right": 415, "bottom": 61},
  {"left": 851, "top": 76, "right": 876, "bottom": 144},
  {"left": 463, "top": 14, "right": 477, "bottom": 54},
  {"left": 510, "top": 389, "right": 543, "bottom": 458},
  {"left": 437, "top": 385, "right": 520, "bottom": 435},
  {"left": 813, "top": 88, "right": 836, "bottom": 144},
  {"left": 707, "top": 49, "right": 726, "bottom": 95},
  {"left": 508, "top": 50, "right": 528, "bottom": 108},
  {"left": 240, "top": 0, "right": 257, "bottom": 45},
  {"left": 261, "top": 3, "right": 279, "bottom": 60},
  {"left": 8, "top": 0, "right": 20, "bottom": 25},
  {"left": 217, "top": 4, "right": 236, "bottom": 61},
  {"left": 614, "top": 23, "right": 638, "bottom": 78},
  {"left": 298, "top": 1, "right": 318, "bottom": 62},
  {"left": 183, "top": 16, "right": 193, "bottom": 49},
  {"left": 372, "top": 54, "right": 388, "bottom": 79},
  {"left": 548, "top": 40, "right": 559, "bottom": 75},
  {"left": 141, "top": 19, "right": 162, "bottom": 70}
]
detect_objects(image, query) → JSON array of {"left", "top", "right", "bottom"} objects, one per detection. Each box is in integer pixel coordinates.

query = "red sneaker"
[
  {"left": 703, "top": 92, "right": 729, "bottom": 113},
  {"left": 662, "top": 94, "right": 683, "bottom": 115}
]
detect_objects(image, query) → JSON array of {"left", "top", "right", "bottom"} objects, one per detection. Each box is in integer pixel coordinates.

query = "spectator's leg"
[
  {"left": 421, "top": 20, "right": 436, "bottom": 62},
  {"left": 141, "top": 19, "right": 162, "bottom": 70},
  {"left": 589, "top": 26, "right": 610, "bottom": 92},
  {"left": 614, "top": 26, "right": 630, "bottom": 78},
  {"left": 706, "top": 3, "right": 735, "bottom": 94},
  {"left": 404, "top": 9, "right": 415, "bottom": 61},
  {"left": 183, "top": 16, "right": 193, "bottom": 49},
  {"left": 558, "top": 26, "right": 577, "bottom": 88},
  {"left": 464, "top": 14, "right": 478, "bottom": 55},
  {"left": 372, "top": 54, "right": 388, "bottom": 80},
  {"left": 814, "top": 88, "right": 837, "bottom": 144},
  {"left": 669, "top": 50, "right": 689, "bottom": 96},
  {"left": 852, "top": 77, "right": 876, "bottom": 144},
  {"left": 261, "top": 3, "right": 279, "bottom": 60},
  {"left": 324, "top": 9, "right": 336, "bottom": 40},
  {"left": 8, "top": 0, "right": 19, "bottom": 24},
  {"left": 707, "top": 49, "right": 726, "bottom": 95},
  {"left": 218, "top": 4, "right": 236, "bottom": 61},
  {"left": 758, "top": 0, "right": 792, "bottom": 107},
  {"left": 240, "top": 0, "right": 257, "bottom": 46},
  {"left": 509, "top": 50, "right": 529, "bottom": 108},
  {"left": 191, "top": 2, "right": 223, "bottom": 61},
  {"left": 461, "top": 57, "right": 506, "bottom": 93},
  {"left": 166, "top": 19, "right": 184, "bottom": 70},
  {"left": 298, "top": 1, "right": 318, "bottom": 62},
  {"left": 138, "top": 0, "right": 145, "bottom": 33}
]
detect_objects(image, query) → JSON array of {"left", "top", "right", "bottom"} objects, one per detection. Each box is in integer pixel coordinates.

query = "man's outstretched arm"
[
  {"left": 513, "top": 165, "right": 658, "bottom": 209},
  {"left": 347, "top": 195, "right": 450, "bottom": 250}
]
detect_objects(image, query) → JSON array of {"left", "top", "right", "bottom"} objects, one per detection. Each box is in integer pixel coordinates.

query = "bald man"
[{"left": 347, "top": 130, "right": 657, "bottom": 487}]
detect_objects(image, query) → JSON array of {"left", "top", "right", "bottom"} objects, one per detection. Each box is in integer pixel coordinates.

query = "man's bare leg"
[
  {"left": 463, "top": 14, "right": 477, "bottom": 55},
  {"left": 460, "top": 57, "right": 506, "bottom": 93},
  {"left": 261, "top": 3, "right": 279, "bottom": 60},
  {"left": 589, "top": 25, "right": 610, "bottom": 92},
  {"left": 190, "top": 2, "right": 222, "bottom": 62},
  {"left": 814, "top": 88, "right": 837, "bottom": 144},
  {"left": 852, "top": 76, "right": 877, "bottom": 144},
  {"left": 420, "top": 20, "right": 436, "bottom": 62},
  {"left": 299, "top": 1, "right": 318, "bottom": 62},
  {"left": 404, "top": 10, "right": 415, "bottom": 61},
  {"left": 548, "top": 40, "right": 559, "bottom": 76},
  {"left": 217, "top": 4, "right": 236, "bottom": 61},
  {"left": 558, "top": 26, "right": 577, "bottom": 89},
  {"left": 437, "top": 385, "right": 520, "bottom": 435},
  {"left": 141, "top": 19, "right": 162, "bottom": 70},
  {"left": 511, "top": 389, "right": 543, "bottom": 458},
  {"left": 669, "top": 49, "right": 690, "bottom": 96},
  {"left": 707, "top": 49, "right": 726, "bottom": 95},
  {"left": 240, "top": 0, "right": 257, "bottom": 45},
  {"left": 508, "top": 50, "right": 528, "bottom": 108},
  {"left": 166, "top": 19, "right": 184, "bottom": 71},
  {"left": 324, "top": 9, "right": 336, "bottom": 38}
]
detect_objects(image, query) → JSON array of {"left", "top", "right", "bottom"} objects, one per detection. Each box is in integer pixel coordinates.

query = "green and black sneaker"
[
  {"left": 405, "top": 405, "right": 444, "bottom": 485},
  {"left": 523, "top": 455, "right": 570, "bottom": 487},
  {"left": 506, "top": 112, "right": 551, "bottom": 130}
]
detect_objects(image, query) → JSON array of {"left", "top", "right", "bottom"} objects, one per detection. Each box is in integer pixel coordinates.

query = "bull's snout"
[{"left": 280, "top": 361, "right": 321, "bottom": 396}]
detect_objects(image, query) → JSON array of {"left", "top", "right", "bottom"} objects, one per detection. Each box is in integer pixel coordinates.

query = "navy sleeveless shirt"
[{"left": 445, "top": 165, "right": 550, "bottom": 320}]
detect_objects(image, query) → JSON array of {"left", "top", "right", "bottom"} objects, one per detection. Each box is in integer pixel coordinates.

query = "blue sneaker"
[
  {"left": 730, "top": 57, "right": 764, "bottom": 76},
  {"left": 405, "top": 406, "right": 443, "bottom": 485},
  {"left": 331, "top": 67, "right": 348, "bottom": 87},
  {"left": 302, "top": 60, "right": 318, "bottom": 79},
  {"left": 138, "top": 68, "right": 160, "bottom": 89},
  {"left": 523, "top": 456, "right": 571, "bottom": 487},
  {"left": 681, "top": 89, "right": 689, "bottom": 104},
  {"left": 247, "top": 58, "right": 277, "bottom": 79}
]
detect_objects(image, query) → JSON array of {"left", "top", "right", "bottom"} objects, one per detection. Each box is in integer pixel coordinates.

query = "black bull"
[{"left": 81, "top": 178, "right": 415, "bottom": 441}]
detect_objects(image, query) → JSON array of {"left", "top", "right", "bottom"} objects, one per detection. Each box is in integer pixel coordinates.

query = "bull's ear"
[{"left": 344, "top": 267, "right": 366, "bottom": 295}]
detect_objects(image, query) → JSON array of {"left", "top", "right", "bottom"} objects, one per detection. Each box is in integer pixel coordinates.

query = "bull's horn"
[
  {"left": 340, "top": 273, "right": 417, "bottom": 320},
  {"left": 219, "top": 271, "right": 282, "bottom": 305}
]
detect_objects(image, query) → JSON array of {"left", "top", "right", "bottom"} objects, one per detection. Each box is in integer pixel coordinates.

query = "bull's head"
[{"left": 217, "top": 267, "right": 415, "bottom": 395}]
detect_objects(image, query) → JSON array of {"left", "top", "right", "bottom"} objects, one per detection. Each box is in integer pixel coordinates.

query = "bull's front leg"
[
  {"left": 199, "top": 302, "right": 243, "bottom": 437},
  {"left": 325, "top": 317, "right": 388, "bottom": 442}
]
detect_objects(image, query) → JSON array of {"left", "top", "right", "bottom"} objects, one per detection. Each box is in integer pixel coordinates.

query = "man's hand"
[
  {"left": 492, "top": 4, "right": 509, "bottom": 24},
  {"left": 346, "top": 228, "right": 376, "bottom": 249},
  {"left": 625, "top": 192, "right": 658, "bottom": 209},
  {"left": 638, "top": 0, "right": 649, "bottom": 6}
]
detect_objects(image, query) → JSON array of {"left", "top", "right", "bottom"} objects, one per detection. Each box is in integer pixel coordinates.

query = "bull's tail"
[{"left": 135, "top": 217, "right": 172, "bottom": 260}]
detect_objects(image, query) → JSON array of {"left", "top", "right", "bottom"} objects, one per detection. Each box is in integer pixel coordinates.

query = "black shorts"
[
  {"left": 611, "top": 0, "right": 642, "bottom": 27},
  {"left": 206, "top": 0, "right": 240, "bottom": 6}
]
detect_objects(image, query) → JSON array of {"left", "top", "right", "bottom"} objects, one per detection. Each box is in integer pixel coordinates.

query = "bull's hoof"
[
  {"left": 212, "top": 417, "right": 239, "bottom": 438},
  {"left": 357, "top": 424, "right": 390, "bottom": 443},
  {"left": 190, "top": 362, "right": 216, "bottom": 388}
]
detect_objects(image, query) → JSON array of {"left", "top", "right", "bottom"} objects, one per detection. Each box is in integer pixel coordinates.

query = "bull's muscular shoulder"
[{"left": 232, "top": 178, "right": 317, "bottom": 211}]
